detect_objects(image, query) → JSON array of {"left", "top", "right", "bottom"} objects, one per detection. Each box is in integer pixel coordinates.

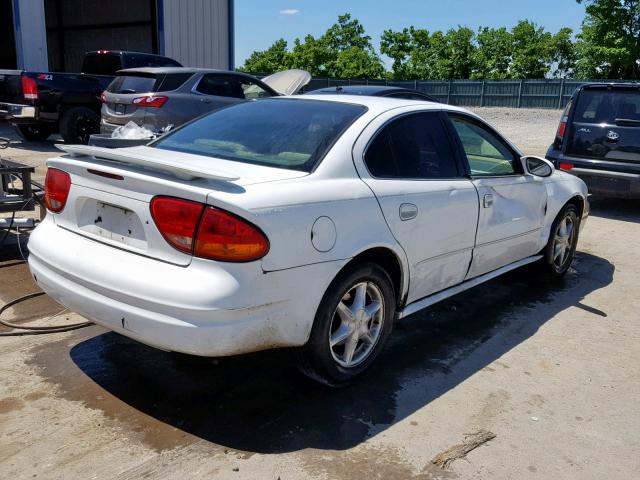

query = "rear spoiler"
[{"left": 55, "top": 144, "right": 240, "bottom": 182}]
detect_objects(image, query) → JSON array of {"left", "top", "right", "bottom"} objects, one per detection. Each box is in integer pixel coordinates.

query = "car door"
[
  {"left": 354, "top": 110, "right": 479, "bottom": 304},
  {"left": 446, "top": 113, "right": 548, "bottom": 279}
]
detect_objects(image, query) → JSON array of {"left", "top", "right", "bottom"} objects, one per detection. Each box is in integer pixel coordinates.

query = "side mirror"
[{"left": 521, "top": 156, "right": 554, "bottom": 178}]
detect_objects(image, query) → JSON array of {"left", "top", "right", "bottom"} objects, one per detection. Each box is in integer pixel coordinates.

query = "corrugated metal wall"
[{"left": 161, "top": 0, "right": 231, "bottom": 69}]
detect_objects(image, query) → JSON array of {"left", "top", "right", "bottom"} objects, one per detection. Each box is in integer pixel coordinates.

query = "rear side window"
[
  {"left": 156, "top": 73, "right": 192, "bottom": 92},
  {"left": 82, "top": 54, "right": 122, "bottom": 75},
  {"left": 152, "top": 99, "right": 366, "bottom": 172},
  {"left": 123, "top": 54, "right": 182, "bottom": 69},
  {"left": 195, "top": 74, "right": 275, "bottom": 100},
  {"left": 365, "top": 112, "right": 459, "bottom": 179},
  {"left": 575, "top": 89, "right": 640, "bottom": 124},
  {"left": 196, "top": 74, "right": 245, "bottom": 98}
]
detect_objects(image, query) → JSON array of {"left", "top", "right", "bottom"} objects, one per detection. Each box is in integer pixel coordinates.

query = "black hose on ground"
[{"left": 0, "top": 291, "right": 92, "bottom": 336}]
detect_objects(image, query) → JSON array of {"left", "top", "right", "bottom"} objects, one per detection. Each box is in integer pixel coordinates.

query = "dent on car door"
[
  {"left": 356, "top": 111, "right": 479, "bottom": 304},
  {"left": 447, "top": 114, "right": 548, "bottom": 278}
]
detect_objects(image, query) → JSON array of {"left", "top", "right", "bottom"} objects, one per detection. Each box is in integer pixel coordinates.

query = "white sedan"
[{"left": 28, "top": 95, "right": 588, "bottom": 385}]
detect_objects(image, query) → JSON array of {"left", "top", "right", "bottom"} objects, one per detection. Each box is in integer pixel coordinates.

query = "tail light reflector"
[
  {"left": 559, "top": 162, "right": 574, "bottom": 171},
  {"left": 150, "top": 197, "right": 204, "bottom": 253},
  {"left": 150, "top": 196, "right": 269, "bottom": 262},
  {"left": 556, "top": 100, "right": 572, "bottom": 145},
  {"left": 44, "top": 168, "right": 71, "bottom": 213},
  {"left": 100, "top": 91, "right": 107, "bottom": 103},
  {"left": 132, "top": 95, "right": 168, "bottom": 108},
  {"left": 195, "top": 208, "right": 270, "bottom": 262},
  {"left": 21, "top": 76, "right": 38, "bottom": 101}
]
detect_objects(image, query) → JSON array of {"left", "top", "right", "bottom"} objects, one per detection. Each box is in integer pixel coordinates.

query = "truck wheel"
[
  {"left": 15, "top": 125, "right": 53, "bottom": 142},
  {"left": 296, "top": 262, "right": 395, "bottom": 386},
  {"left": 60, "top": 107, "right": 100, "bottom": 144}
]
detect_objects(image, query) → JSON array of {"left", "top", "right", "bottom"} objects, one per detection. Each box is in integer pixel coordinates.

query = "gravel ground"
[{"left": 470, "top": 107, "right": 562, "bottom": 156}]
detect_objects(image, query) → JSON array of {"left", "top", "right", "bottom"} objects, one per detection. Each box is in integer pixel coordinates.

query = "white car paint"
[{"left": 28, "top": 95, "right": 588, "bottom": 357}]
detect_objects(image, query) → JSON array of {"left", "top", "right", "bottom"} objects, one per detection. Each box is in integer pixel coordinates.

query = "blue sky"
[{"left": 235, "top": 0, "right": 586, "bottom": 67}]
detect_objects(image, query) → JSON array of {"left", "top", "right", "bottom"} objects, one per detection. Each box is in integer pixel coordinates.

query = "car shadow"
[
  {"left": 30, "top": 251, "right": 613, "bottom": 454},
  {"left": 589, "top": 197, "right": 640, "bottom": 223}
]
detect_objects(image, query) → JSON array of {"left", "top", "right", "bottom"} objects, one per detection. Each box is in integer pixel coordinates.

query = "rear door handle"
[
  {"left": 399, "top": 203, "right": 418, "bottom": 221},
  {"left": 483, "top": 194, "right": 494, "bottom": 208}
]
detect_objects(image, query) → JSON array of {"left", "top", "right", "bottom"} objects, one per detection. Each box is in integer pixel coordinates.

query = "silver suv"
[{"left": 101, "top": 68, "right": 310, "bottom": 134}]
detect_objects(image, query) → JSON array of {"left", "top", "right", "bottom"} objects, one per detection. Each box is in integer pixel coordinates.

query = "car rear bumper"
[
  {"left": 28, "top": 218, "right": 338, "bottom": 356},
  {"left": 546, "top": 146, "right": 640, "bottom": 199},
  {"left": 0, "top": 102, "right": 36, "bottom": 121}
]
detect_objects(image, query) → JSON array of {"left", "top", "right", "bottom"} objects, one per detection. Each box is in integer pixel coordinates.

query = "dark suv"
[{"left": 546, "top": 83, "right": 640, "bottom": 198}]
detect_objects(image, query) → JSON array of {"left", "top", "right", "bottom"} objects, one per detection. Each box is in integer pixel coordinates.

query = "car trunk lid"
[
  {"left": 566, "top": 86, "right": 640, "bottom": 163},
  {"left": 47, "top": 145, "right": 307, "bottom": 265}
]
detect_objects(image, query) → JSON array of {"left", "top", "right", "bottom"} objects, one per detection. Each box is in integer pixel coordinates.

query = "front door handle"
[
  {"left": 483, "top": 194, "right": 494, "bottom": 208},
  {"left": 201, "top": 98, "right": 213, "bottom": 104},
  {"left": 399, "top": 203, "right": 418, "bottom": 221}
]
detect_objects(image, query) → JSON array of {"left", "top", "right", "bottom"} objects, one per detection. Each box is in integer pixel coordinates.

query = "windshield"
[{"left": 152, "top": 99, "right": 367, "bottom": 172}]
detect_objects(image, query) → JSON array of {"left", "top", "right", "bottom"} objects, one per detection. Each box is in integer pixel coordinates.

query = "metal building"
[{"left": 1, "top": 0, "right": 234, "bottom": 71}]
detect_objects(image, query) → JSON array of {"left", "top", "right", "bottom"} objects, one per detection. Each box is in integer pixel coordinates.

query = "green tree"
[
  {"left": 575, "top": 0, "right": 640, "bottom": 78},
  {"left": 510, "top": 20, "right": 553, "bottom": 78},
  {"left": 548, "top": 28, "right": 578, "bottom": 78},
  {"left": 471, "top": 27, "right": 513, "bottom": 79},
  {"left": 242, "top": 14, "right": 385, "bottom": 78},
  {"left": 240, "top": 38, "right": 291, "bottom": 74}
]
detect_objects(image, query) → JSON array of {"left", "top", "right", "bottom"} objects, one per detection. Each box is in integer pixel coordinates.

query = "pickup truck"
[{"left": 0, "top": 50, "right": 181, "bottom": 144}]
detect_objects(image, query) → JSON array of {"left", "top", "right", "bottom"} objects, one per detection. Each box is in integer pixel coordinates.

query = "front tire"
[
  {"left": 59, "top": 106, "right": 100, "bottom": 144},
  {"left": 296, "top": 263, "right": 396, "bottom": 386},
  {"left": 15, "top": 124, "right": 53, "bottom": 142},
  {"left": 539, "top": 203, "right": 580, "bottom": 278}
]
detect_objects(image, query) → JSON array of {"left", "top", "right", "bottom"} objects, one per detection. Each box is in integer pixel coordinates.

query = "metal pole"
[
  {"left": 557, "top": 78, "right": 565, "bottom": 109},
  {"left": 447, "top": 80, "right": 452, "bottom": 104},
  {"left": 480, "top": 80, "right": 486, "bottom": 107},
  {"left": 517, "top": 80, "right": 523, "bottom": 108}
]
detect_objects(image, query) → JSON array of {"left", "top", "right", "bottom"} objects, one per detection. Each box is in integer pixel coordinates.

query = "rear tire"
[
  {"left": 296, "top": 263, "right": 396, "bottom": 387},
  {"left": 538, "top": 203, "right": 580, "bottom": 278},
  {"left": 15, "top": 124, "right": 52, "bottom": 142},
  {"left": 59, "top": 106, "right": 100, "bottom": 144}
]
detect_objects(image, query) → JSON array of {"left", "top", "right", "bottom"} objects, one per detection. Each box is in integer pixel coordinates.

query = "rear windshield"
[
  {"left": 152, "top": 99, "right": 367, "bottom": 172},
  {"left": 106, "top": 73, "right": 192, "bottom": 94},
  {"left": 575, "top": 89, "right": 640, "bottom": 124}
]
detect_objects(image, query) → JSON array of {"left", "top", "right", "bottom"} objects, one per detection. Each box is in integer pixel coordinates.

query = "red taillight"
[
  {"left": 559, "top": 162, "right": 574, "bottom": 171},
  {"left": 44, "top": 168, "right": 71, "bottom": 213},
  {"left": 150, "top": 196, "right": 269, "bottom": 262},
  {"left": 21, "top": 76, "right": 38, "bottom": 101},
  {"left": 557, "top": 120, "right": 567, "bottom": 139},
  {"left": 195, "top": 208, "right": 270, "bottom": 262},
  {"left": 132, "top": 95, "right": 168, "bottom": 108},
  {"left": 150, "top": 197, "right": 204, "bottom": 253},
  {"left": 100, "top": 91, "right": 107, "bottom": 103}
]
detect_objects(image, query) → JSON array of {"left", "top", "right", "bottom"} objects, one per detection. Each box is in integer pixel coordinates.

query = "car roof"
[
  {"left": 579, "top": 82, "right": 640, "bottom": 90},
  {"left": 116, "top": 67, "right": 257, "bottom": 76},
  {"left": 295, "top": 93, "right": 467, "bottom": 115},
  {"left": 309, "top": 85, "right": 428, "bottom": 96}
]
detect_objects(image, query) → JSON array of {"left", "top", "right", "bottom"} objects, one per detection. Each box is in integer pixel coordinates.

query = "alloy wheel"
[
  {"left": 329, "top": 281, "right": 385, "bottom": 368},
  {"left": 552, "top": 215, "right": 575, "bottom": 269}
]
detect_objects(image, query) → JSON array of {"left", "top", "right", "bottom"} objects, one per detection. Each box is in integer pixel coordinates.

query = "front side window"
[
  {"left": 365, "top": 112, "right": 459, "bottom": 179},
  {"left": 152, "top": 99, "right": 366, "bottom": 172},
  {"left": 449, "top": 116, "right": 517, "bottom": 176}
]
